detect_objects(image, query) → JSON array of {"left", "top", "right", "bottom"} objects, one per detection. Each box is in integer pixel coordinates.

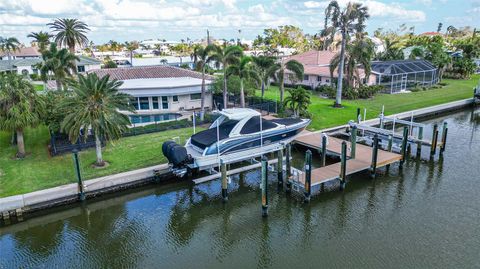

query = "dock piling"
[
  {"left": 440, "top": 122, "right": 448, "bottom": 153},
  {"left": 339, "top": 141, "right": 347, "bottom": 190},
  {"left": 386, "top": 135, "right": 393, "bottom": 170},
  {"left": 221, "top": 160, "right": 228, "bottom": 203},
  {"left": 304, "top": 150, "right": 312, "bottom": 203},
  {"left": 72, "top": 150, "right": 85, "bottom": 201},
  {"left": 261, "top": 156, "right": 269, "bottom": 217},
  {"left": 417, "top": 126, "right": 424, "bottom": 157},
  {"left": 400, "top": 126, "right": 409, "bottom": 169},
  {"left": 277, "top": 148, "right": 284, "bottom": 188},
  {"left": 320, "top": 134, "right": 327, "bottom": 167},
  {"left": 370, "top": 134, "right": 379, "bottom": 179},
  {"left": 356, "top": 108, "right": 361, "bottom": 123},
  {"left": 285, "top": 144, "right": 292, "bottom": 193},
  {"left": 350, "top": 126, "right": 357, "bottom": 159},
  {"left": 431, "top": 124, "right": 439, "bottom": 156}
]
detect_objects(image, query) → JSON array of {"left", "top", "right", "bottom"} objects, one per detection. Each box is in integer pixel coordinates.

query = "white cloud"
[{"left": 302, "top": 0, "right": 425, "bottom": 22}]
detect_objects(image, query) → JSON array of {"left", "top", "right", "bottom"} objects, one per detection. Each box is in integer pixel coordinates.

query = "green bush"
[
  {"left": 438, "top": 82, "right": 448, "bottom": 86},
  {"left": 316, "top": 85, "right": 336, "bottom": 98},
  {"left": 410, "top": 87, "right": 421, "bottom": 92},
  {"left": 212, "top": 75, "right": 256, "bottom": 97},
  {"left": 29, "top": 74, "right": 41, "bottom": 81}
]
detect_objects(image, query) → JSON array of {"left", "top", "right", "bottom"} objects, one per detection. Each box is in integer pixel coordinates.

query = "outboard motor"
[{"left": 162, "top": 141, "right": 192, "bottom": 177}]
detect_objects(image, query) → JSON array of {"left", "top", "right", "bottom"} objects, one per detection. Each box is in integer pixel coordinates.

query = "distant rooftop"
[
  {"left": 0, "top": 47, "right": 40, "bottom": 58},
  {"left": 89, "top": 65, "right": 213, "bottom": 81},
  {"left": 284, "top": 50, "right": 337, "bottom": 66},
  {"left": 119, "top": 77, "right": 209, "bottom": 89}
]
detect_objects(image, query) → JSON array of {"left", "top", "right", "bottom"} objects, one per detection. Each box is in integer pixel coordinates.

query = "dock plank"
[{"left": 294, "top": 134, "right": 402, "bottom": 187}]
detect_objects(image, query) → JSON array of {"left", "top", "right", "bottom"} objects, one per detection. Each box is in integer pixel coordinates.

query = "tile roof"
[
  {"left": 284, "top": 50, "right": 337, "bottom": 66},
  {"left": 88, "top": 65, "right": 214, "bottom": 81},
  {"left": 0, "top": 47, "right": 41, "bottom": 57}
]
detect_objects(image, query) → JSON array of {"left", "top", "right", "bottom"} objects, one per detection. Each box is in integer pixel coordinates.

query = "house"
[
  {"left": 0, "top": 56, "right": 101, "bottom": 75},
  {"left": 88, "top": 66, "right": 213, "bottom": 120},
  {"left": 0, "top": 47, "right": 41, "bottom": 60},
  {"left": 283, "top": 50, "right": 377, "bottom": 89},
  {"left": 76, "top": 56, "right": 102, "bottom": 73}
]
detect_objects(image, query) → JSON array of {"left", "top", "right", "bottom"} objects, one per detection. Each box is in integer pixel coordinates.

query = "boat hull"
[{"left": 186, "top": 119, "right": 310, "bottom": 170}]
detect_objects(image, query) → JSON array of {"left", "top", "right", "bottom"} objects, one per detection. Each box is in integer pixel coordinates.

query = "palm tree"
[
  {"left": 226, "top": 56, "right": 260, "bottom": 108},
  {"left": 209, "top": 45, "right": 243, "bottom": 109},
  {"left": 376, "top": 38, "right": 404, "bottom": 60},
  {"left": 271, "top": 59, "right": 304, "bottom": 104},
  {"left": 324, "top": 0, "right": 369, "bottom": 107},
  {"left": 0, "top": 74, "right": 45, "bottom": 158},
  {"left": 61, "top": 73, "right": 134, "bottom": 166},
  {"left": 252, "top": 55, "right": 276, "bottom": 98},
  {"left": 27, "top": 31, "right": 52, "bottom": 52},
  {"left": 38, "top": 43, "right": 79, "bottom": 91},
  {"left": 192, "top": 45, "right": 215, "bottom": 119},
  {"left": 330, "top": 36, "right": 374, "bottom": 88},
  {"left": 48, "top": 18, "right": 90, "bottom": 53},
  {"left": 125, "top": 41, "right": 139, "bottom": 65},
  {"left": 284, "top": 87, "right": 311, "bottom": 118},
  {"left": 0, "top": 37, "right": 21, "bottom": 70}
]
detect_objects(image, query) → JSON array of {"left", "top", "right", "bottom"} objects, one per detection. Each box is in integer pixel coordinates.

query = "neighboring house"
[
  {"left": 0, "top": 56, "right": 101, "bottom": 75},
  {"left": 88, "top": 66, "right": 213, "bottom": 120},
  {"left": 76, "top": 55, "right": 102, "bottom": 73},
  {"left": 0, "top": 59, "right": 42, "bottom": 75},
  {"left": 283, "top": 50, "right": 376, "bottom": 89},
  {"left": 0, "top": 47, "right": 41, "bottom": 60}
]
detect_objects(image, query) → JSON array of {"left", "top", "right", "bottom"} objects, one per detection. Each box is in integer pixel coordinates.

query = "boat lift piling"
[
  {"left": 320, "top": 134, "right": 327, "bottom": 167},
  {"left": 221, "top": 160, "right": 228, "bottom": 203},
  {"left": 261, "top": 156, "right": 269, "bottom": 217},
  {"left": 430, "top": 124, "right": 439, "bottom": 156},
  {"left": 351, "top": 126, "right": 357, "bottom": 159},
  {"left": 277, "top": 148, "right": 284, "bottom": 189},
  {"left": 304, "top": 150, "right": 312, "bottom": 202},
  {"left": 285, "top": 144, "right": 292, "bottom": 193},
  {"left": 400, "top": 126, "right": 409, "bottom": 169}
]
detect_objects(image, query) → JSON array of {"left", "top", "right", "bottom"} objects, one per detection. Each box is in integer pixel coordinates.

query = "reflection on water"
[{"left": 2, "top": 108, "right": 480, "bottom": 268}]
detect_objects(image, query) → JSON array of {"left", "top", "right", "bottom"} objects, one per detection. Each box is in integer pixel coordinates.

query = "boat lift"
[{"left": 347, "top": 106, "right": 447, "bottom": 156}]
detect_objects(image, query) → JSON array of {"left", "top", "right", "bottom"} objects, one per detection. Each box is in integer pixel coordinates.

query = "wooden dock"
[{"left": 294, "top": 132, "right": 402, "bottom": 187}]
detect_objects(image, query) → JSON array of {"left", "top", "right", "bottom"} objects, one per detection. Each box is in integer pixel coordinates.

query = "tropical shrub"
[
  {"left": 284, "top": 86, "right": 311, "bottom": 118},
  {"left": 212, "top": 75, "right": 256, "bottom": 97}
]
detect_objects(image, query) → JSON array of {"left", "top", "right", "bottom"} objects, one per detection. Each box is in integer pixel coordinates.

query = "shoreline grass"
[
  {"left": 0, "top": 126, "right": 202, "bottom": 197},
  {"left": 258, "top": 75, "right": 479, "bottom": 131}
]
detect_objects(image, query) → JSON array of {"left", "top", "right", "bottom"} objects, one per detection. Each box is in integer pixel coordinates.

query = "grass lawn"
[
  {"left": 33, "top": 84, "right": 44, "bottom": 91},
  {"left": 0, "top": 126, "right": 202, "bottom": 197},
  {"left": 258, "top": 75, "right": 479, "bottom": 131}
]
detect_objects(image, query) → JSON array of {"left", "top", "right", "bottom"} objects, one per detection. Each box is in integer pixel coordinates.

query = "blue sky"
[{"left": 0, "top": 0, "right": 478, "bottom": 44}]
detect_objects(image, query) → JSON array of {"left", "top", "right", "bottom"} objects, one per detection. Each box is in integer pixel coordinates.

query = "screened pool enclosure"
[{"left": 371, "top": 60, "right": 439, "bottom": 93}]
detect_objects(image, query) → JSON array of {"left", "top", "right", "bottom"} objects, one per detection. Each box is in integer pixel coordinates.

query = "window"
[
  {"left": 152, "top": 97, "right": 159, "bottom": 109},
  {"left": 77, "top": 65, "right": 86, "bottom": 73},
  {"left": 130, "top": 97, "right": 139, "bottom": 110},
  {"left": 172, "top": 95, "right": 179, "bottom": 102},
  {"left": 317, "top": 76, "right": 322, "bottom": 82},
  {"left": 304, "top": 75, "right": 309, "bottom": 81},
  {"left": 162, "top": 96, "right": 168, "bottom": 109},
  {"left": 325, "top": 79, "right": 330, "bottom": 83},
  {"left": 190, "top": 93, "right": 201, "bottom": 100},
  {"left": 139, "top": 97, "right": 150, "bottom": 110}
]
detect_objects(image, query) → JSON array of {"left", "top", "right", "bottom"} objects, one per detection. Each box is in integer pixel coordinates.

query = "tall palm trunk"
[
  {"left": 130, "top": 51, "right": 133, "bottom": 66},
  {"left": 240, "top": 79, "right": 245, "bottom": 108},
  {"left": 95, "top": 133, "right": 104, "bottom": 166},
  {"left": 16, "top": 128, "right": 26, "bottom": 158},
  {"left": 223, "top": 68, "right": 228, "bottom": 110},
  {"left": 335, "top": 31, "right": 347, "bottom": 107},
  {"left": 200, "top": 66, "right": 206, "bottom": 120},
  {"left": 279, "top": 73, "right": 285, "bottom": 104},
  {"left": 261, "top": 80, "right": 265, "bottom": 98}
]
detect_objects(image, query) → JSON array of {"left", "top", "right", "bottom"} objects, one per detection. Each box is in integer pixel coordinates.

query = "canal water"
[{"left": 1, "top": 108, "right": 480, "bottom": 268}]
